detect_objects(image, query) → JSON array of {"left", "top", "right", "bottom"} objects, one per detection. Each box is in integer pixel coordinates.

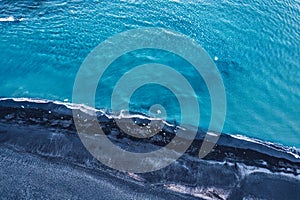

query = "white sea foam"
[
  {"left": 0, "top": 16, "right": 15, "bottom": 22},
  {"left": 231, "top": 134, "right": 300, "bottom": 159},
  {"left": 0, "top": 16, "right": 26, "bottom": 22}
]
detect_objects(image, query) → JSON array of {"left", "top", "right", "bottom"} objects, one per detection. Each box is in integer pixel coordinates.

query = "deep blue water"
[{"left": 0, "top": 0, "right": 299, "bottom": 147}]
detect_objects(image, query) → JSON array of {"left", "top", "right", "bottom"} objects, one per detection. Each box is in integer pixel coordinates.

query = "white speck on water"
[
  {"left": 214, "top": 56, "right": 218, "bottom": 61},
  {"left": 0, "top": 16, "right": 14, "bottom": 22}
]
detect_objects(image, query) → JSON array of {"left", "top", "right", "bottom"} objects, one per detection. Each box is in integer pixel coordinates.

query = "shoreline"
[{"left": 0, "top": 97, "right": 299, "bottom": 199}]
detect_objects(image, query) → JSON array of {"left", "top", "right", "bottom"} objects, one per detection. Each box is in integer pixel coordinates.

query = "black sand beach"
[{"left": 0, "top": 98, "right": 299, "bottom": 199}]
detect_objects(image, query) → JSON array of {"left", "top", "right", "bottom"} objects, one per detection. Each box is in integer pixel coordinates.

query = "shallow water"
[{"left": 0, "top": 0, "right": 299, "bottom": 147}]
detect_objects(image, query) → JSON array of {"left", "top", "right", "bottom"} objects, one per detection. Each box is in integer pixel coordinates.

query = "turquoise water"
[{"left": 0, "top": 0, "right": 299, "bottom": 147}]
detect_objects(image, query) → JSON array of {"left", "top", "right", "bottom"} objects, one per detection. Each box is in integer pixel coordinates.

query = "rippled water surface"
[{"left": 0, "top": 0, "right": 299, "bottom": 147}]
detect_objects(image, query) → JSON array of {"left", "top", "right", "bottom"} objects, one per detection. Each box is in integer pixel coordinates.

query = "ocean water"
[{"left": 0, "top": 0, "right": 299, "bottom": 147}]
